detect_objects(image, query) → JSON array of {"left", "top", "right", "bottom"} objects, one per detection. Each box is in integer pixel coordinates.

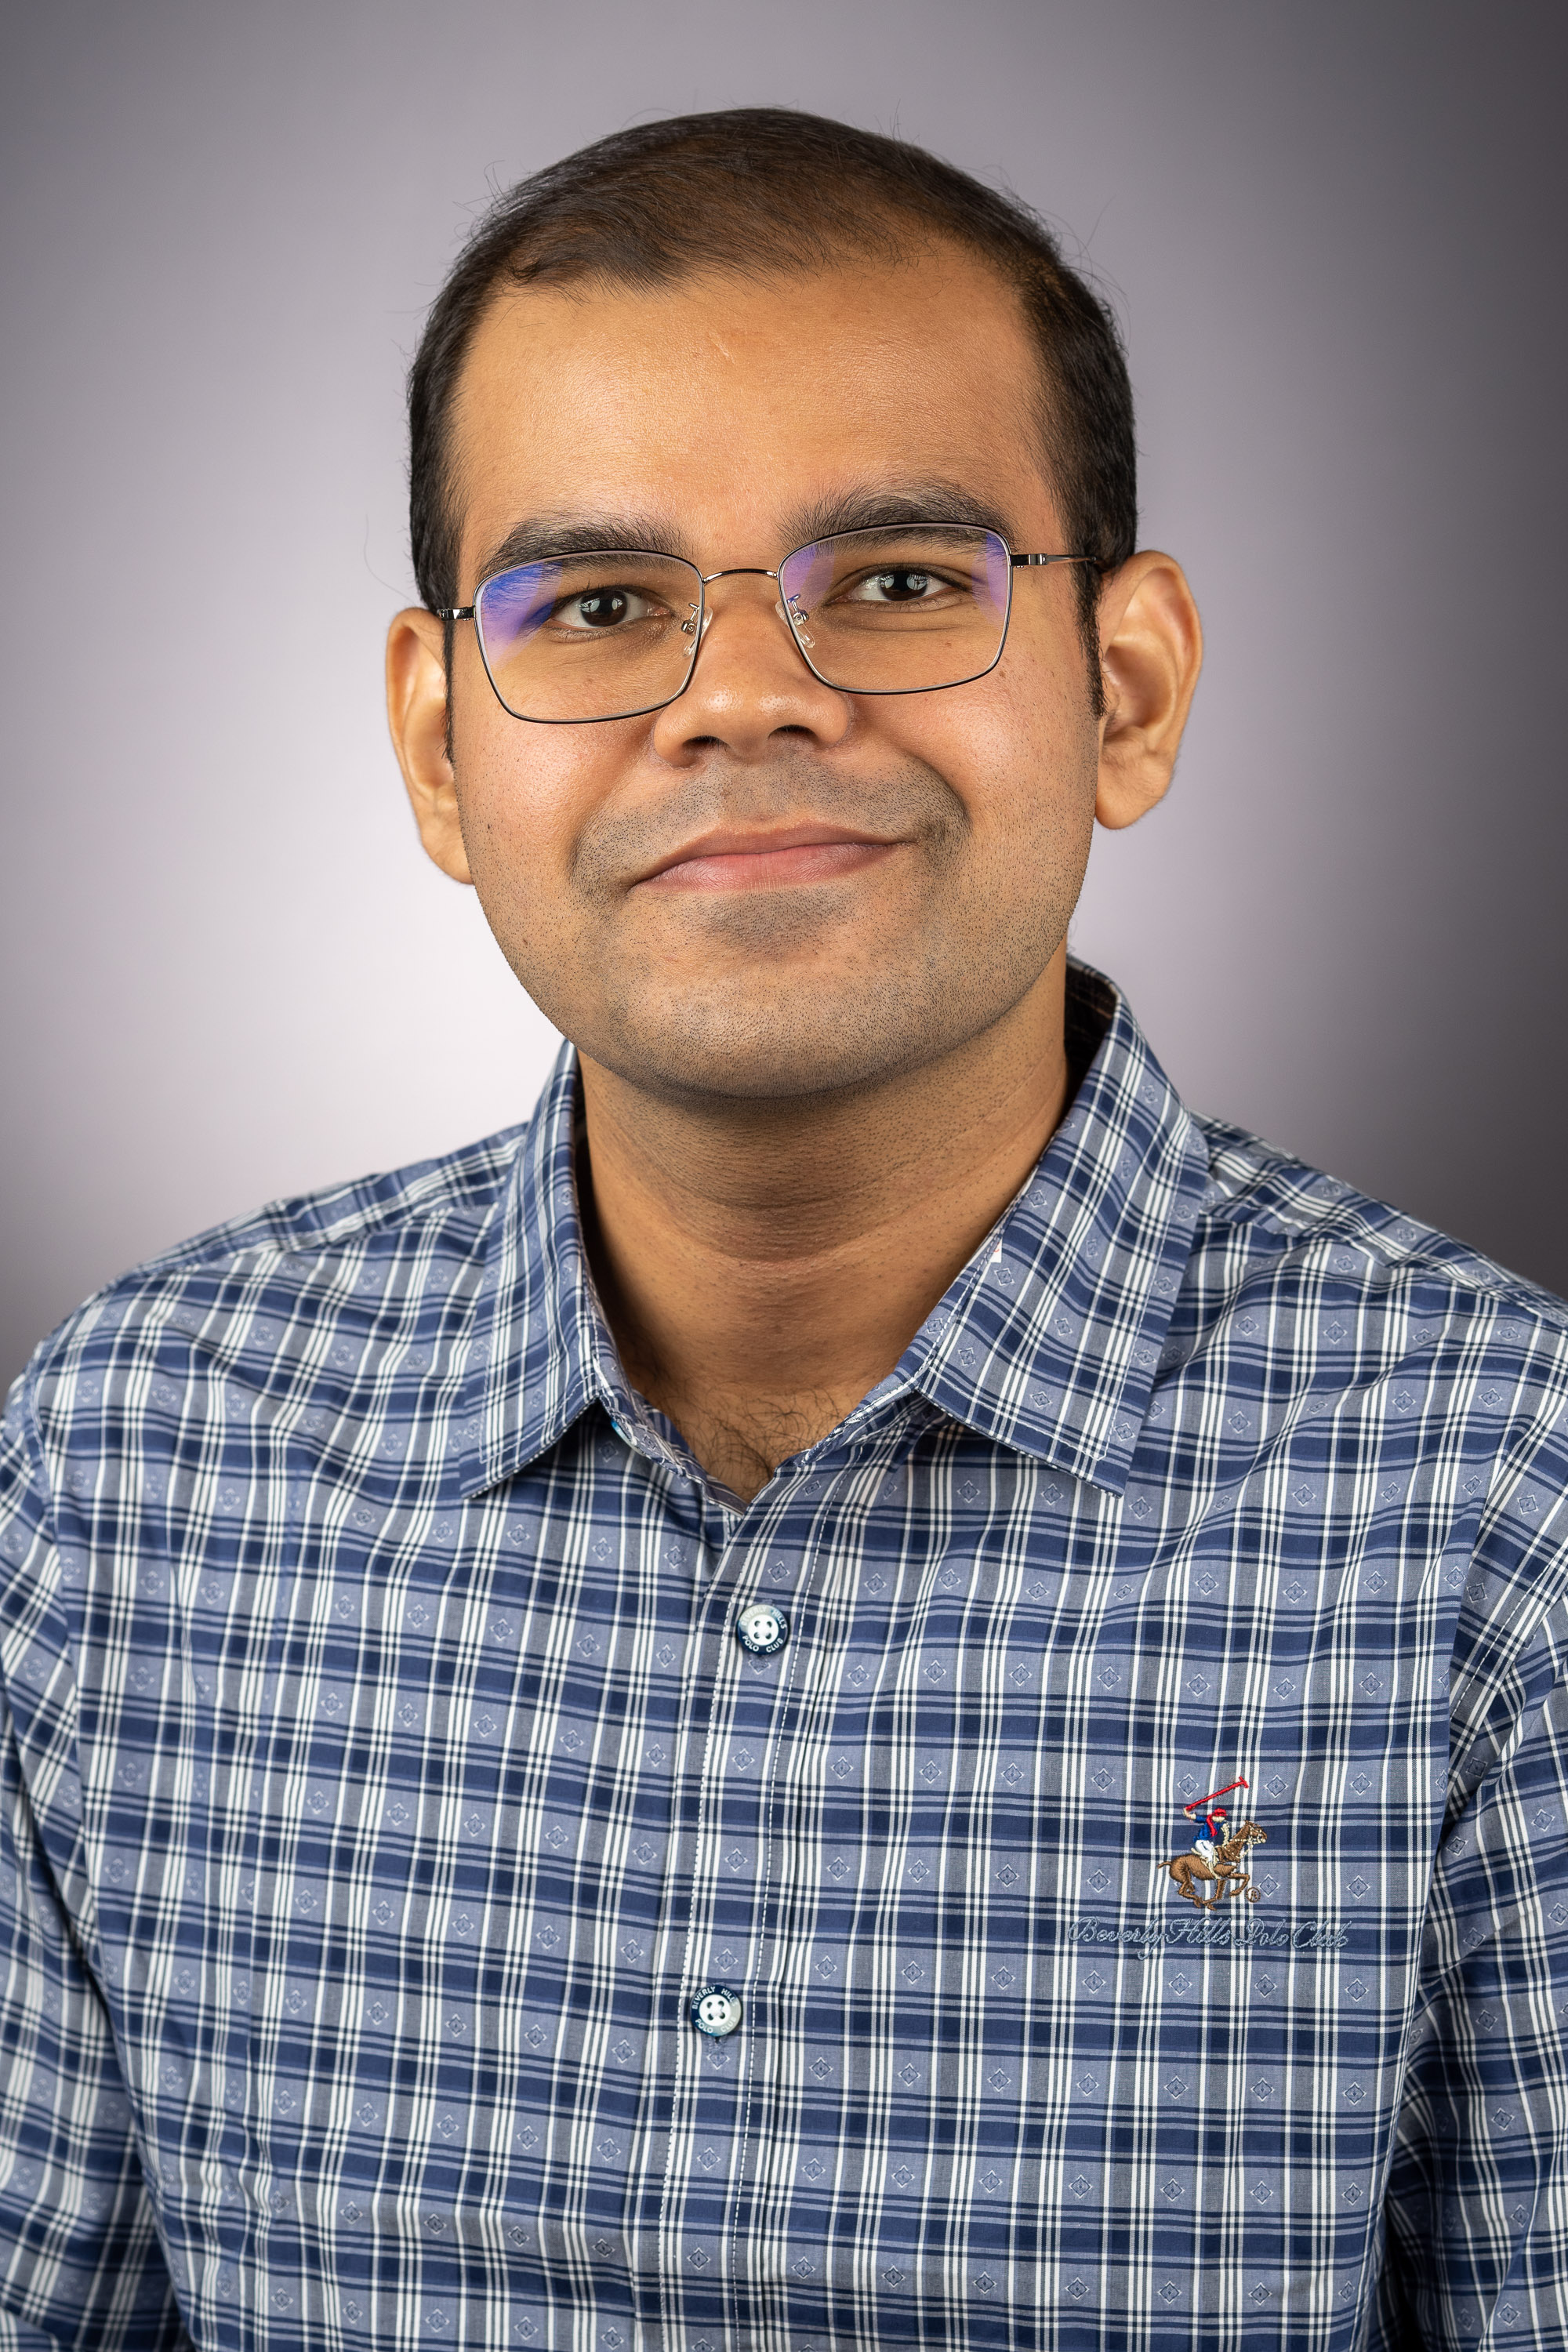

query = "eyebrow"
[
  {"left": 474, "top": 514, "right": 693, "bottom": 583},
  {"left": 783, "top": 481, "right": 1016, "bottom": 546},
  {"left": 471, "top": 481, "right": 1019, "bottom": 586}
]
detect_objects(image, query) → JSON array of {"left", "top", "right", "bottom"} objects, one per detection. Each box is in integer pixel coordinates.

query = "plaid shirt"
[{"left": 5, "top": 962, "right": 1568, "bottom": 2352}]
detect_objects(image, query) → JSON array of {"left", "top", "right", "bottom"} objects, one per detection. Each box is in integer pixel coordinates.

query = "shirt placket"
[{"left": 634, "top": 1462, "right": 829, "bottom": 2348}]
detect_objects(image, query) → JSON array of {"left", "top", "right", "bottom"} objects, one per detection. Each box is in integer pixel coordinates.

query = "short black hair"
[{"left": 408, "top": 108, "right": 1137, "bottom": 697}]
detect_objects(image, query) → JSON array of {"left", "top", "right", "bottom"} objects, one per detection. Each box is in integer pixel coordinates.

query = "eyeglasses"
[{"left": 438, "top": 524, "right": 1096, "bottom": 724}]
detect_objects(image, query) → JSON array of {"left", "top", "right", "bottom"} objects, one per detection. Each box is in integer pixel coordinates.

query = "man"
[
  {"left": 1189, "top": 1806, "right": 1229, "bottom": 1871},
  {"left": 2, "top": 106, "right": 1566, "bottom": 2352}
]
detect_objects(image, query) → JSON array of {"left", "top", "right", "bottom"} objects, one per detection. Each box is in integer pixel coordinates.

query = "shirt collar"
[
  {"left": 452, "top": 1042, "right": 622, "bottom": 1500},
  {"left": 901, "top": 964, "right": 1208, "bottom": 1491},
  {"left": 454, "top": 962, "right": 1207, "bottom": 1501}
]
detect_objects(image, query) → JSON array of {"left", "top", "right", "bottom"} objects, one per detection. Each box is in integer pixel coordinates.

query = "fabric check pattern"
[{"left": 5, "top": 963, "right": 1568, "bottom": 2350}]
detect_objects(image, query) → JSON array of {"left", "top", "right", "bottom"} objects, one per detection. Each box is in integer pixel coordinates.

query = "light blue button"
[
  {"left": 691, "top": 1984, "right": 742, "bottom": 2038},
  {"left": 735, "top": 1602, "right": 788, "bottom": 1657}
]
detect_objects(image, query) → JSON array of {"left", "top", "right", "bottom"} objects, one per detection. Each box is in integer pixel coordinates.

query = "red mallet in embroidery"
[{"left": 1182, "top": 1777, "right": 1250, "bottom": 1816}]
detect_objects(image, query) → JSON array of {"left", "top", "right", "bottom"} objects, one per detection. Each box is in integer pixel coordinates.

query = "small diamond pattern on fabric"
[{"left": 2, "top": 966, "right": 1568, "bottom": 2348}]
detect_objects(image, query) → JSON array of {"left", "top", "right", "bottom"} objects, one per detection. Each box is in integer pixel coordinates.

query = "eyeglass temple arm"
[
  {"left": 437, "top": 607, "right": 475, "bottom": 621},
  {"left": 1011, "top": 554, "right": 1098, "bottom": 569}
]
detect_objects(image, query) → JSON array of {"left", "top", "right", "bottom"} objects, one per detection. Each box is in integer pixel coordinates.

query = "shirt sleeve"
[
  {"left": 1377, "top": 1420, "right": 1568, "bottom": 2347},
  {"left": 0, "top": 1385, "right": 189, "bottom": 2349}
]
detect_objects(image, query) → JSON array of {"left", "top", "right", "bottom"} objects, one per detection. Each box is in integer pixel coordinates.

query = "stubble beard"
[{"left": 494, "top": 753, "right": 1086, "bottom": 1110}]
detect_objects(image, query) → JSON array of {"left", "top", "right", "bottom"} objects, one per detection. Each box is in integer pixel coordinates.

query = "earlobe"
[
  {"left": 1093, "top": 554, "right": 1203, "bottom": 833},
  {"left": 386, "top": 607, "right": 474, "bottom": 884}
]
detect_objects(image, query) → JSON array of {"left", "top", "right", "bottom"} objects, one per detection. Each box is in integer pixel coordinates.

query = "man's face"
[{"left": 416, "top": 249, "right": 1110, "bottom": 1105}]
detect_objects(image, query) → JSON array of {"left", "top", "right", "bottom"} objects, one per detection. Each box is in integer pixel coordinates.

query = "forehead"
[{"left": 448, "top": 249, "right": 1051, "bottom": 568}]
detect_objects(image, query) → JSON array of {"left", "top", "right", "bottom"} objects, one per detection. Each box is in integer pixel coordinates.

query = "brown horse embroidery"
[{"left": 1159, "top": 1820, "right": 1268, "bottom": 1906}]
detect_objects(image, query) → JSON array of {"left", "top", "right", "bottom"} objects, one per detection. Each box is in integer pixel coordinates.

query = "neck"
[{"left": 576, "top": 952, "right": 1074, "bottom": 1503}]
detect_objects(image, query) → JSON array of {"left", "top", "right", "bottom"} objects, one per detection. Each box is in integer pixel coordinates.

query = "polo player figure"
[{"left": 1159, "top": 1779, "right": 1267, "bottom": 1906}]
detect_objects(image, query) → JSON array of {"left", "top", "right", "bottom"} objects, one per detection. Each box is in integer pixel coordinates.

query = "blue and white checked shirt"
[{"left": 5, "top": 963, "right": 1568, "bottom": 2351}]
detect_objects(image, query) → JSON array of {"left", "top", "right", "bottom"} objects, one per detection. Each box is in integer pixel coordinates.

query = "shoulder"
[
  {"left": 1188, "top": 1110, "right": 1568, "bottom": 1385},
  {"left": 1178, "top": 1113, "right": 1568, "bottom": 1664},
  {"left": 6, "top": 1122, "right": 530, "bottom": 1453},
  {"left": 140, "top": 1120, "right": 529, "bottom": 1269}
]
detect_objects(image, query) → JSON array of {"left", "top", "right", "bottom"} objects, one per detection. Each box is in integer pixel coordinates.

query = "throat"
[
  {"left": 572, "top": 976, "right": 1076, "bottom": 1508},
  {"left": 630, "top": 1375, "right": 860, "bottom": 1506}
]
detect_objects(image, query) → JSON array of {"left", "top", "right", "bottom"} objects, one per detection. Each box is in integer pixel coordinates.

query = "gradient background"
[{"left": 4, "top": 0, "right": 1566, "bottom": 1390}]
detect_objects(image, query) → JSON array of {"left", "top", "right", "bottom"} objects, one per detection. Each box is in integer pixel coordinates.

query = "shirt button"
[
  {"left": 691, "top": 1984, "right": 743, "bottom": 2038},
  {"left": 735, "top": 1602, "right": 789, "bottom": 1657}
]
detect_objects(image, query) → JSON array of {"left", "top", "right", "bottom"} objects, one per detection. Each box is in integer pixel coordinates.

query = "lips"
[{"left": 637, "top": 825, "right": 902, "bottom": 891}]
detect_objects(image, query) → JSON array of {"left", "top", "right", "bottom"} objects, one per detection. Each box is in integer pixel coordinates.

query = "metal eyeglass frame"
[{"left": 437, "top": 525, "right": 1098, "bottom": 724}]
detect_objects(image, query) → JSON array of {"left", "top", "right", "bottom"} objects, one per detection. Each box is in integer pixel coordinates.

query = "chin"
[{"left": 579, "top": 980, "right": 966, "bottom": 1106}]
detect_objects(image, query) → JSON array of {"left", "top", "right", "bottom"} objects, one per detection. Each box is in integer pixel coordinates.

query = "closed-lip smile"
[{"left": 637, "top": 823, "right": 904, "bottom": 891}]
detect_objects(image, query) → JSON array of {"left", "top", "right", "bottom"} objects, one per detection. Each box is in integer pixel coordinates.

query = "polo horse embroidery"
[
  {"left": 1159, "top": 1777, "right": 1267, "bottom": 1905},
  {"left": 1160, "top": 1818, "right": 1268, "bottom": 1905}
]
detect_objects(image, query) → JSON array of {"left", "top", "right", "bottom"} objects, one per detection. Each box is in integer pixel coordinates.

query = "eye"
[
  {"left": 839, "top": 565, "right": 958, "bottom": 606},
  {"left": 554, "top": 583, "right": 667, "bottom": 631}
]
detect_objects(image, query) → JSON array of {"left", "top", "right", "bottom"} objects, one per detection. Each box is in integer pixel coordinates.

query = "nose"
[{"left": 648, "top": 567, "right": 851, "bottom": 765}]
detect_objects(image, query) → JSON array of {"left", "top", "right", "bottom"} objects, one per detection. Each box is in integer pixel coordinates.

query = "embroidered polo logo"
[{"left": 1159, "top": 1777, "right": 1267, "bottom": 1907}]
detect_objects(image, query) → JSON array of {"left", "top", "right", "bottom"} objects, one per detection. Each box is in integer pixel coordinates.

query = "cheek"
[
  {"left": 874, "top": 663, "right": 1094, "bottom": 846},
  {"left": 450, "top": 699, "right": 617, "bottom": 898}
]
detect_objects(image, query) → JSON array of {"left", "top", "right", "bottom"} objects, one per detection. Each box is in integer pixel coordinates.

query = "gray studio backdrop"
[{"left": 4, "top": 0, "right": 1566, "bottom": 1389}]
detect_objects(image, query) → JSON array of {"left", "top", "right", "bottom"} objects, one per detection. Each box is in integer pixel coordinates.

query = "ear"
[
  {"left": 1093, "top": 553, "right": 1204, "bottom": 831},
  {"left": 387, "top": 606, "right": 473, "bottom": 884}
]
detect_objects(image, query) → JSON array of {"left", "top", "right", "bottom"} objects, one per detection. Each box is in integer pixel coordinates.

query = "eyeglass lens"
[{"left": 471, "top": 525, "right": 1014, "bottom": 723}]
